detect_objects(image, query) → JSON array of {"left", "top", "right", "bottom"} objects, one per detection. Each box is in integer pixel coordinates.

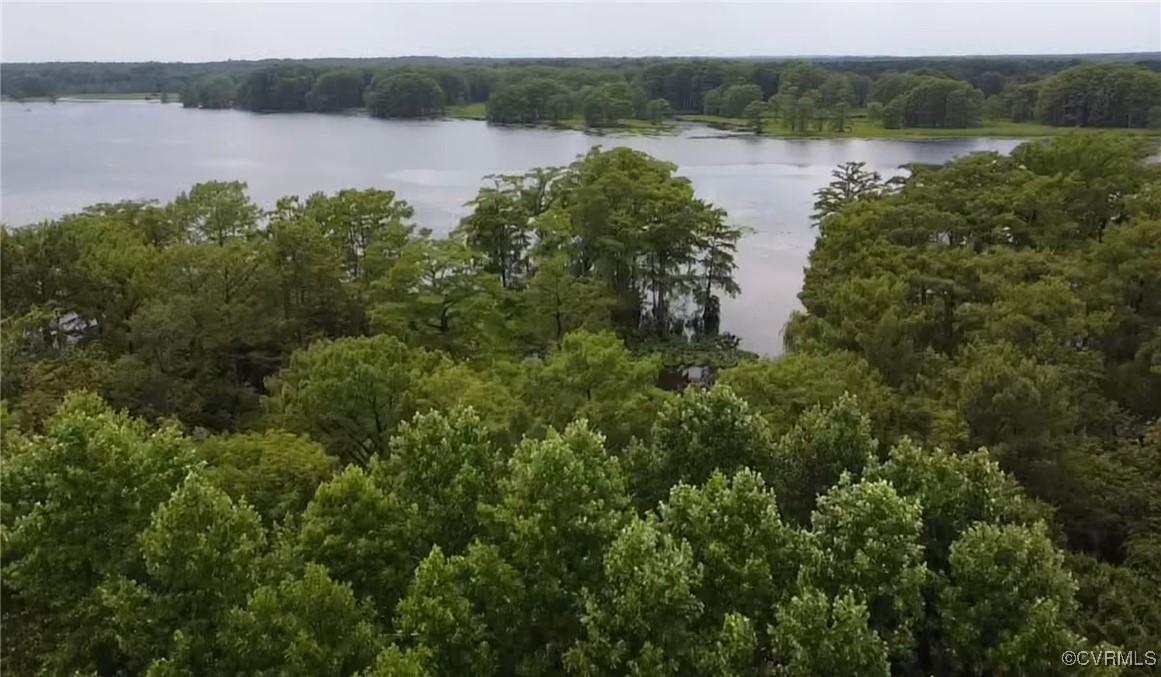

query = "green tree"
[
  {"left": 881, "top": 95, "right": 905, "bottom": 128},
  {"left": 366, "top": 72, "right": 446, "bottom": 118},
  {"left": 264, "top": 335, "right": 448, "bottom": 465},
  {"left": 394, "top": 543, "right": 525, "bottom": 675},
  {"left": 658, "top": 469, "right": 800, "bottom": 635},
  {"left": 645, "top": 97, "right": 671, "bottom": 123},
  {"left": 940, "top": 523, "right": 1088, "bottom": 675},
  {"left": 779, "top": 62, "right": 829, "bottom": 94},
  {"left": 360, "top": 646, "right": 432, "bottom": 677},
  {"left": 811, "top": 161, "right": 885, "bottom": 224},
  {"left": 719, "top": 351, "right": 894, "bottom": 437},
  {"left": 221, "top": 564, "right": 383, "bottom": 676},
  {"left": 198, "top": 431, "right": 337, "bottom": 526},
  {"left": 565, "top": 517, "right": 705, "bottom": 675},
  {"left": 235, "top": 66, "right": 315, "bottom": 112},
  {"left": 770, "top": 588, "right": 891, "bottom": 677},
  {"left": 296, "top": 466, "right": 423, "bottom": 612},
  {"left": 626, "top": 386, "right": 776, "bottom": 507},
  {"left": 170, "top": 180, "right": 261, "bottom": 245},
  {"left": 692, "top": 210, "right": 743, "bottom": 336},
  {"left": 722, "top": 83, "right": 763, "bottom": 117},
  {"left": 828, "top": 100, "right": 852, "bottom": 133},
  {"left": 105, "top": 474, "right": 266, "bottom": 674},
  {"left": 487, "top": 422, "right": 633, "bottom": 669},
  {"left": 819, "top": 73, "right": 855, "bottom": 109},
  {"left": 182, "top": 74, "right": 235, "bottom": 109},
  {"left": 702, "top": 88, "right": 724, "bottom": 116},
  {"left": 1, "top": 394, "right": 196, "bottom": 675},
  {"left": 292, "top": 188, "right": 416, "bottom": 295},
  {"left": 743, "top": 100, "right": 766, "bottom": 133},
  {"left": 792, "top": 90, "right": 819, "bottom": 132},
  {"left": 517, "top": 253, "right": 615, "bottom": 352},
  {"left": 1036, "top": 63, "right": 1161, "bottom": 128},
  {"left": 805, "top": 478, "right": 927, "bottom": 659},
  {"left": 769, "top": 395, "right": 877, "bottom": 525},
  {"left": 372, "top": 235, "right": 506, "bottom": 357},
  {"left": 870, "top": 72, "right": 918, "bottom": 104},
  {"left": 375, "top": 407, "right": 505, "bottom": 554},
  {"left": 544, "top": 147, "right": 741, "bottom": 337},
  {"left": 866, "top": 439, "right": 1035, "bottom": 567},
  {"left": 456, "top": 175, "right": 539, "bottom": 290},
  {"left": 265, "top": 199, "right": 357, "bottom": 341},
  {"left": 307, "top": 69, "right": 367, "bottom": 112},
  {"left": 894, "top": 77, "right": 984, "bottom": 128},
  {"left": 527, "top": 330, "right": 666, "bottom": 449}
]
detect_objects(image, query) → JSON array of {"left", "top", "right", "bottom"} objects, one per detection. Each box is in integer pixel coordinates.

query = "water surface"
[{"left": 1, "top": 100, "right": 1023, "bottom": 354}]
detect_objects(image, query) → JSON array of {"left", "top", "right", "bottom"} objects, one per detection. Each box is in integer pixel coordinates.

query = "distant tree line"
[{"left": 5, "top": 56, "right": 1161, "bottom": 129}]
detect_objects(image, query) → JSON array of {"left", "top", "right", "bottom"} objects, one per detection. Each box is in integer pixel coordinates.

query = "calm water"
[{"left": 0, "top": 100, "right": 1023, "bottom": 354}]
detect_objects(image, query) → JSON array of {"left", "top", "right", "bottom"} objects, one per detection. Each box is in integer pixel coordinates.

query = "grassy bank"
[
  {"left": 15, "top": 95, "right": 1160, "bottom": 140},
  {"left": 447, "top": 103, "right": 670, "bottom": 134},
  {"left": 71, "top": 92, "right": 175, "bottom": 100},
  {"left": 549, "top": 117, "right": 668, "bottom": 133},
  {"left": 446, "top": 102, "right": 487, "bottom": 120},
  {"left": 676, "top": 113, "right": 1161, "bottom": 139},
  {"left": 4, "top": 92, "right": 177, "bottom": 103}
]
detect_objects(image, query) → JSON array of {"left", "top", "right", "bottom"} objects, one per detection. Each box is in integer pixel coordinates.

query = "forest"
[
  {"left": 2, "top": 132, "right": 1160, "bottom": 675},
  {"left": 5, "top": 55, "right": 1161, "bottom": 133}
]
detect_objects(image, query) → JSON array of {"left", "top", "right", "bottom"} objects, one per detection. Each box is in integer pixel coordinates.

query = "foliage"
[
  {"left": 8, "top": 55, "right": 1158, "bottom": 132},
  {"left": 1037, "top": 64, "right": 1161, "bottom": 128},
  {"left": 295, "top": 465, "right": 423, "bottom": 612},
  {"left": 376, "top": 407, "right": 506, "bottom": 554},
  {"left": 528, "top": 329, "right": 666, "bottom": 449},
  {"left": 366, "top": 72, "right": 446, "bottom": 118},
  {"left": 1, "top": 394, "right": 197, "bottom": 674},
  {"left": 221, "top": 564, "right": 382, "bottom": 676},
  {"left": 786, "top": 132, "right": 1161, "bottom": 671},
  {"left": 198, "top": 430, "right": 337, "bottom": 526},
  {"left": 180, "top": 74, "right": 235, "bottom": 109},
  {"left": 894, "top": 76, "right": 985, "bottom": 128},
  {"left": 264, "top": 335, "right": 448, "bottom": 465},
  {"left": 625, "top": 386, "right": 776, "bottom": 507},
  {"left": 372, "top": 235, "right": 506, "bottom": 357},
  {"left": 105, "top": 474, "right": 267, "bottom": 673},
  {"left": 3, "top": 134, "right": 1159, "bottom": 674},
  {"left": 718, "top": 350, "right": 894, "bottom": 437},
  {"left": 235, "top": 66, "right": 315, "bottom": 112},
  {"left": 306, "top": 69, "right": 367, "bottom": 112},
  {"left": 811, "top": 161, "right": 887, "bottom": 224}
]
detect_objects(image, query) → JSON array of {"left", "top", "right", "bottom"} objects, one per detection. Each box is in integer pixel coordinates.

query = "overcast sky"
[{"left": 3, "top": 1, "right": 1159, "bottom": 63}]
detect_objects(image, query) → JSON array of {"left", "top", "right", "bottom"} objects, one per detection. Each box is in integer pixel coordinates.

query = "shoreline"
[{"left": 7, "top": 95, "right": 1161, "bottom": 141}]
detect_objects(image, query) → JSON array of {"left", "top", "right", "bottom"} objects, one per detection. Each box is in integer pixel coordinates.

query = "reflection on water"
[{"left": 0, "top": 101, "right": 1024, "bottom": 356}]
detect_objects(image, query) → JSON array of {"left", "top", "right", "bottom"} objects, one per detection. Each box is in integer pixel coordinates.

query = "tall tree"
[{"left": 365, "top": 72, "right": 446, "bottom": 118}]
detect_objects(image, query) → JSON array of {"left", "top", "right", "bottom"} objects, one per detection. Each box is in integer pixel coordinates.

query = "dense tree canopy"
[
  {"left": 783, "top": 132, "right": 1161, "bottom": 669},
  {"left": 8, "top": 55, "right": 1158, "bottom": 131},
  {"left": 892, "top": 76, "right": 984, "bottom": 128},
  {"left": 3, "top": 135, "right": 1161, "bottom": 674},
  {"left": 1036, "top": 63, "right": 1161, "bottom": 128},
  {"left": 306, "top": 69, "right": 368, "bottom": 112},
  {"left": 235, "top": 66, "right": 316, "bottom": 112},
  {"left": 365, "top": 72, "right": 446, "bottom": 118},
  {"left": 180, "top": 74, "right": 235, "bottom": 109}
]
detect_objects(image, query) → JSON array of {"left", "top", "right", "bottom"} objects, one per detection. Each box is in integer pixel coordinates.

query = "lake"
[{"left": 0, "top": 100, "right": 1023, "bottom": 354}]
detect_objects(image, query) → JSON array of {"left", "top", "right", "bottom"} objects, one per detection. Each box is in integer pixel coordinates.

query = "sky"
[{"left": 2, "top": 1, "right": 1159, "bottom": 63}]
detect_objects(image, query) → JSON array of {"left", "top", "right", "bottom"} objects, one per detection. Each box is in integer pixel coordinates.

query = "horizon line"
[{"left": 4, "top": 51, "right": 1160, "bottom": 66}]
